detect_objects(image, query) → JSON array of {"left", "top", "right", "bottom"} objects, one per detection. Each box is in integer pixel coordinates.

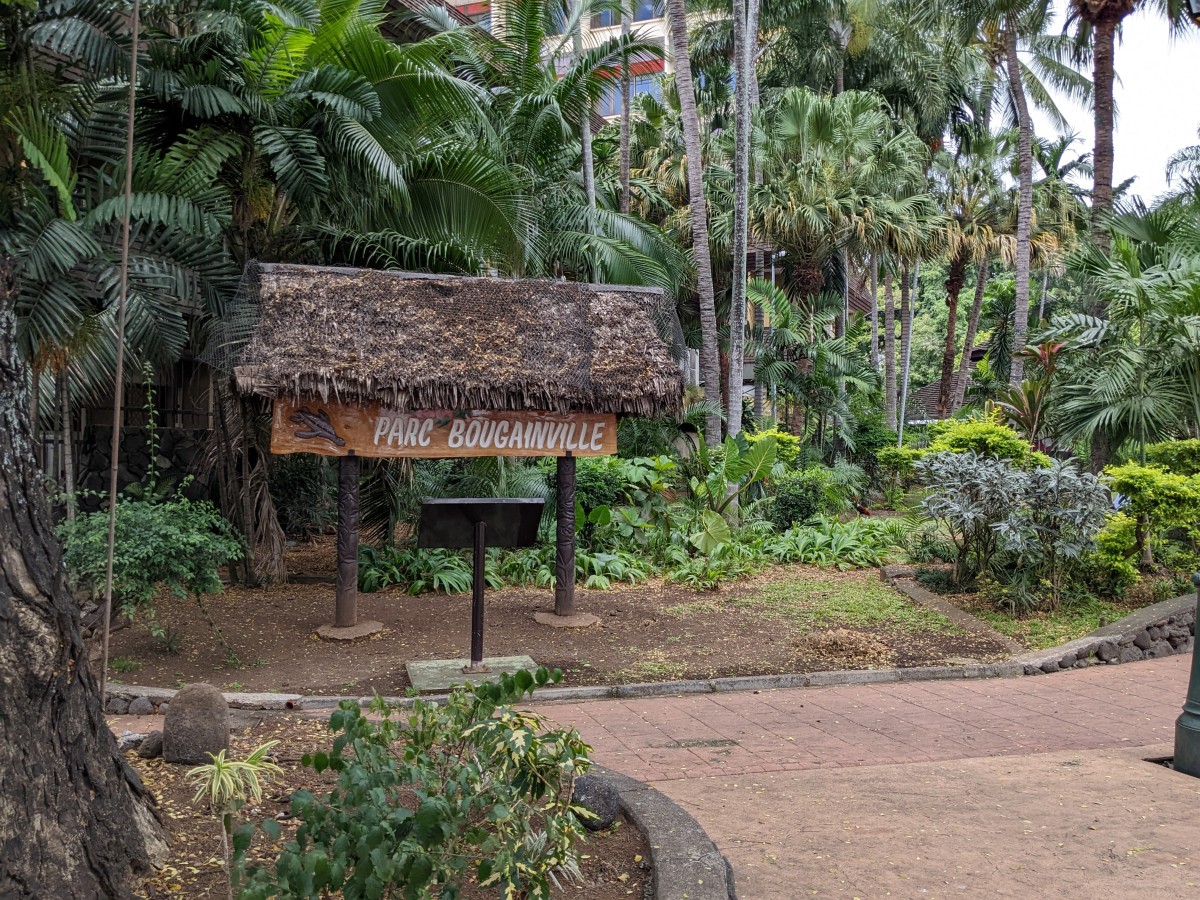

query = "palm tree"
[
  {"left": 665, "top": 0, "right": 722, "bottom": 443},
  {"left": 883, "top": 265, "right": 898, "bottom": 428},
  {"left": 1067, "top": 0, "right": 1191, "bottom": 248}
]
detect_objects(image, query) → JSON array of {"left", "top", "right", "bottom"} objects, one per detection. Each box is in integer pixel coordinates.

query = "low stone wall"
[{"left": 1015, "top": 593, "right": 1196, "bottom": 675}]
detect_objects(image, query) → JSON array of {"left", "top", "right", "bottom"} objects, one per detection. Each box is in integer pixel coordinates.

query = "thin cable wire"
[{"left": 99, "top": 0, "right": 140, "bottom": 705}]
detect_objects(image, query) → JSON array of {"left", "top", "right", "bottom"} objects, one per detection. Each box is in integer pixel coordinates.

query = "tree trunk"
[
  {"left": 952, "top": 258, "right": 989, "bottom": 413},
  {"left": 30, "top": 366, "right": 41, "bottom": 471},
  {"left": 0, "top": 273, "right": 167, "bottom": 897},
  {"left": 59, "top": 369, "right": 75, "bottom": 522},
  {"left": 1003, "top": 26, "right": 1033, "bottom": 386},
  {"left": 619, "top": 5, "right": 632, "bottom": 215},
  {"left": 726, "top": 0, "right": 750, "bottom": 438},
  {"left": 897, "top": 260, "right": 916, "bottom": 444},
  {"left": 1091, "top": 16, "right": 1117, "bottom": 253},
  {"left": 883, "top": 268, "right": 896, "bottom": 430},
  {"left": 575, "top": 1, "right": 596, "bottom": 210},
  {"left": 936, "top": 255, "right": 967, "bottom": 419},
  {"left": 667, "top": 0, "right": 722, "bottom": 444},
  {"left": 868, "top": 255, "right": 879, "bottom": 370}
]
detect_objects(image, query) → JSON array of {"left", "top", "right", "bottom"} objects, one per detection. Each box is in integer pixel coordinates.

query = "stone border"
[
  {"left": 594, "top": 765, "right": 735, "bottom": 900},
  {"left": 1013, "top": 593, "right": 1195, "bottom": 675},
  {"left": 106, "top": 592, "right": 1197, "bottom": 713}
]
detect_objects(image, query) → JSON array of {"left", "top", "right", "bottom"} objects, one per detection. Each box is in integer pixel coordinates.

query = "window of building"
[
  {"left": 632, "top": 0, "right": 663, "bottom": 20},
  {"left": 591, "top": 8, "right": 619, "bottom": 27},
  {"left": 597, "top": 71, "right": 663, "bottom": 116}
]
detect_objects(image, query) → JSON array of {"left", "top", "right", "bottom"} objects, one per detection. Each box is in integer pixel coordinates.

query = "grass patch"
[
  {"left": 740, "top": 577, "right": 959, "bottom": 634},
  {"left": 968, "top": 597, "right": 1131, "bottom": 651},
  {"left": 109, "top": 656, "right": 141, "bottom": 673}
]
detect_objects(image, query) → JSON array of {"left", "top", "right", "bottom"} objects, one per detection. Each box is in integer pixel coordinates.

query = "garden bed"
[
  {"left": 131, "top": 715, "right": 649, "bottom": 899},
  {"left": 106, "top": 544, "right": 1013, "bottom": 696}
]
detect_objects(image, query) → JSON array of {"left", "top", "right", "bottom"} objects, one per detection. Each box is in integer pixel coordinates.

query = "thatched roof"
[{"left": 232, "top": 264, "right": 685, "bottom": 419}]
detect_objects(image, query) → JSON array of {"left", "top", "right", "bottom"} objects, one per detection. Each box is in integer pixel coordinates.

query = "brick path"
[{"left": 538, "top": 655, "right": 1191, "bottom": 781}]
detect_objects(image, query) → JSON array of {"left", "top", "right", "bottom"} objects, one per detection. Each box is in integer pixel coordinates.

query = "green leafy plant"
[
  {"left": 1144, "top": 439, "right": 1200, "bottom": 477},
  {"left": 188, "top": 741, "right": 283, "bottom": 900},
  {"left": 1104, "top": 462, "right": 1200, "bottom": 565},
  {"left": 58, "top": 491, "right": 245, "bottom": 662},
  {"left": 237, "top": 669, "right": 590, "bottom": 900},
  {"left": 358, "top": 546, "right": 482, "bottom": 595},
  {"left": 926, "top": 417, "right": 1046, "bottom": 467},
  {"left": 745, "top": 428, "right": 802, "bottom": 467}
]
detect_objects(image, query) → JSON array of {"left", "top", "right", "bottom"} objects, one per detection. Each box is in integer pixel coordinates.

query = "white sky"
[{"left": 1033, "top": 3, "right": 1200, "bottom": 204}]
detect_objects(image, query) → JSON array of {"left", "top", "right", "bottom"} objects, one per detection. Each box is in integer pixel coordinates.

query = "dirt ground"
[
  {"left": 132, "top": 714, "right": 649, "bottom": 899},
  {"left": 106, "top": 543, "right": 1013, "bottom": 696}
]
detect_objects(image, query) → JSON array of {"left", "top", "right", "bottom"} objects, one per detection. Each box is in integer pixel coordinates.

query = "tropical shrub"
[
  {"left": 746, "top": 428, "right": 802, "bottom": 467},
  {"left": 915, "top": 451, "right": 1025, "bottom": 584},
  {"left": 1144, "top": 440, "right": 1200, "bottom": 477},
  {"left": 765, "top": 518, "right": 900, "bottom": 570},
  {"left": 572, "top": 456, "right": 637, "bottom": 512},
  {"left": 876, "top": 446, "right": 922, "bottom": 504},
  {"left": 1081, "top": 513, "right": 1141, "bottom": 597},
  {"left": 917, "top": 453, "right": 1111, "bottom": 611},
  {"left": 358, "top": 546, "right": 483, "bottom": 595},
  {"left": 1104, "top": 463, "right": 1200, "bottom": 561},
  {"left": 238, "top": 669, "right": 590, "bottom": 900},
  {"left": 926, "top": 418, "right": 1043, "bottom": 466},
  {"left": 770, "top": 468, "right": 829, "bottom": 528},
  {"left": 58, "top": 492, "right": 244, "bottom": 659}
]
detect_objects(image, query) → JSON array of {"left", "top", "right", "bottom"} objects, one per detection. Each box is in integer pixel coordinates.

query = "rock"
[
  {"left": 1169, "top": 625, "right": 1192, "bottom": 641},
  {"left": 163, "top": 683, "right": 229, "bottom": 765},
  {"left": 158, "top": 702, "right": 169, "bottom": 717},
  {"left": 117, "top": 732, "right": 146, "bottom": 753},
  {"left": 1039, "top": 661, "right": 1059, "bottom": 675},
  {"left": 106, "top": 695, "right": 131, "bottom": 715},
  {"left": 1148, "top": 625, "right": 1164, "bottom": 641},
  {"left": 571, "top": 775, "right": 621, "bottom": 832},
  {"left": 1059, "top": 653, "right": 1077, "bottom": 670},
  {"left": 1118, "top": 645, "right": 1145, "bottom": 664},
  {"left": 128, "top": 696, "right": 155, "bottom": 716},
  {"left": 1023, "top": 664, "right": 1043, "bottom": 676},
  {"left": 1074, "top": 658, "right": 1089, "bottom": 669},
  {"left": 138, "top": 731, "right": 164, "bottom": 759},
  {"left": 1169, "top": 634, "right": 1189, "bottom": 649},
  {"left": 1096, "top": 642, "right": 1118, "bottom": 663},
  {"left": 1148, "top": 640, "right": 1174, "bottom": 659},
  {"left": 1132, "top": 631, "right": 1153, "bottom": 651}
]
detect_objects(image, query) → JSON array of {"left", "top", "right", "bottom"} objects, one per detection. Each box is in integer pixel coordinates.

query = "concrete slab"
[{"left": 406, "top": 655, "right": 537, "bottom": 692}]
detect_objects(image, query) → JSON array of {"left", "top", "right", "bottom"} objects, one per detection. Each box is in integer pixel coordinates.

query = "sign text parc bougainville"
[{"left": 270, "top": 399, "right": 617, "bottom": 458}]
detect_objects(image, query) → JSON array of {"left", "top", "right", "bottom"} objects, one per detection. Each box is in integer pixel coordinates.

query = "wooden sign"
[{"left": 270, "top": 400, "right": 617, "bottom": 458}]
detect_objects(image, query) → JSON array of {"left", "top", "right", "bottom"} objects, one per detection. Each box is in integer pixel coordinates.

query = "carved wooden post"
[
  {"left": 555, "top": 453, "right": 576, "bottom": 617},
  {"left": 335, "top": 453, "right": 360, "bottom": 628}
]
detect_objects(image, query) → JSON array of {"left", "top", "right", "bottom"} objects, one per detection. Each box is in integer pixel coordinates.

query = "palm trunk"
[
  {"left": 1091, "top": 16, "right": 1116, "bottom": 253},
  {"left": 884, "top": 268, "right": 896, "bottom": 430},
  {"left": 59, "top": 369, "right": 75, "bottom": 522},
  {"left": 667, "top": 0, "right": 722, "bottom": 444},
  {"left": 897, "top": 261, "right": 916, "bottom": 444},
  {"left": 575, "top": 2, "right": 596, "bottom": 210},
  {"left": 727, "top": 0, "right": 751, "bottom": 438},
  {"left": 952, "top": 258, "right": 989, "bottom": 413},
  {"left": 30, "top": 366, "right": 41, "bottom": 470},
  {"left": 619, "top": 6, "right": 632, "bottom": 215},
  {"left": 1003, "top": 26, "right": 1033, "bottom": 386},
  {"left": 937, "top": 255, "right": 967, "bottom": 419},
  {"left": 868, "top": 255, "right": 879, "bottom": 370}
]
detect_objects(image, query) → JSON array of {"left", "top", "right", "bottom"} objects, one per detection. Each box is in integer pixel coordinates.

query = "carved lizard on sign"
[{"left": 288, "top": 407, "right": 346, "bottom": 447}]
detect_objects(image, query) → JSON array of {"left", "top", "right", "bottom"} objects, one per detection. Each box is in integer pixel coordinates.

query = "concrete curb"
[
  {"left": 594, "top": 765, "right": 735, "bottom": 900},
  {"left": 105, "top": 592, "right": 1196, "bottom": 713}
]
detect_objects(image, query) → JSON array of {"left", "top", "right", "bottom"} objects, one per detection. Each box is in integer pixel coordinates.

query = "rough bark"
[
  {"left": 0, "top": 268, "right": 167, "bottom": 898},
  {"left": 619, "top": 5, "right": 632, "bottom": 215},
  {"left": 59, "top": 369, "right": 74, "bottom": 522},
  {"left": 1004, "top": 26, "right": 1033, "bottom": 386},
  {"left": 726, "top": 0, "right": 751, "bottom": 438},
  {"left": 883, "top": 268, "right": 896, "bottom": 431},
  {"left": 936, "top": 255, "right": 968, "bottom": 419},
  {"left": 1090, "top": 15, "right": 1117, "bottom": 253},
  {"left": 667, "top": 0, "right": 721, "bottom": 444},
  {"left": 952, "top": 258, "right": 989, "bottom": 413}
]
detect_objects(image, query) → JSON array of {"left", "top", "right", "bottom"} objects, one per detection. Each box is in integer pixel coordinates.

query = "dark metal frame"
[{"left": 1174, "top": 573, "right": 1200, "bottom": 776}]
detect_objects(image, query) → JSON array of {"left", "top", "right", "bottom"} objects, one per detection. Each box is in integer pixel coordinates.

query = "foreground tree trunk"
[
  {"left": 936, "top": 254, "right": 968, "bottom": 419},
  {"left": 883, "top": 268, "right": 896, "bottom": 430},
  {"left": 575, "top": 0, "right": 597, "bottom": 210},
  {"left": 619, "top": 3, "right": 632, "bottom": 215},
  {"left": 952, "top": 258, "right": 989, "bottom": 413},
  {"left": 896, "top": 261, "right": 915, "bottom": 443},
  {"left": 1003, "top": 25, "right": 1034, "bottom": 386},
  {"left": 0, "top": 268, "right": 167, "bottom": 897},
  {"left": 667, "top": 0, "right": 722, "bottom": 443},
  {"left": 726, "top": 0, "right": 751, "bottom": 437}
]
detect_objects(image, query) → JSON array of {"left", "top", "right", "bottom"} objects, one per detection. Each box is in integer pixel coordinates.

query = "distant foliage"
[
  {"left": 1144, "top": 440, "right": 1200, "bottom": 477},
  {"left": 746, "top": 428, "right": 802, "bottom": 467},
  {"left": 926, "top": 418, "right": 1045, "bottom": 466},
  {"left": 238, "top": 669, "right": 590, "bottom": 900}
]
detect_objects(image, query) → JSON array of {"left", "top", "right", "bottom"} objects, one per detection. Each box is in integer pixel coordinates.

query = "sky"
[{"left": 1034, "top": 2, "right": 1200, "bottom": 204}]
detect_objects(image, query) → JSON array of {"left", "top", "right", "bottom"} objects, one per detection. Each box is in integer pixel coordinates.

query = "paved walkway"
[
  {"left": 539, "top": 655, "right": 1190, "bottom": 782},
  {"left": 540, "top": 656, "right": 1200, "bottom": 898}
]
